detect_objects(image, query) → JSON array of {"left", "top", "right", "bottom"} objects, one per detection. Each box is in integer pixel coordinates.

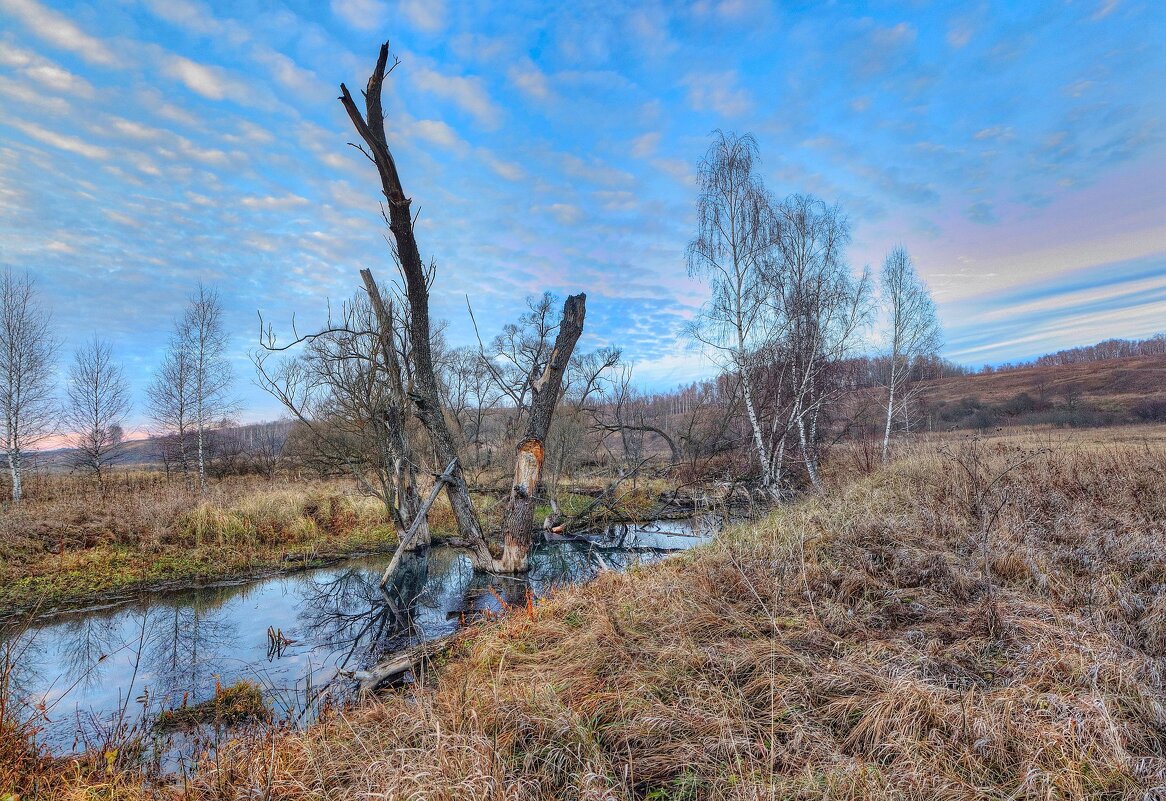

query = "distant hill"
[
  {"left": 916, "top": 353, "right": 1166, "bottom": 430},
  {"left": 34, "top": 419, "right": 293, "bottom": 473},
  {"left": 36, "top": 436, "right": 163, "bottom": 471}
]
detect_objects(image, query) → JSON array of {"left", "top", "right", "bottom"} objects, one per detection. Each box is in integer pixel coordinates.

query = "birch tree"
[
  {"left": 179, "top": 284, "right": 234, "bottom": 493},
  {"left": 763, "top": 194, "right": 870, "bottom": 492},
  {"left": 686, "top": 131, "right": 778, "bottom": 492},
  {"left": 147, "top": 336, "right": 194, "bottom": 484},
  {"left": 63, "top": 336, "right": 131, "bottom": 488},
  {"left": 0, "top": 268, "right": 57, "bottom": 502},
  {"left": 879, "top": 246, "right": 940, "bottom": 462}
]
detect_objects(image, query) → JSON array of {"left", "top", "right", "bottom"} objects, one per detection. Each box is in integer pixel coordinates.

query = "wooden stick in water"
[{"left": 379, "top": 459, "right": 458, "bottom": 591}]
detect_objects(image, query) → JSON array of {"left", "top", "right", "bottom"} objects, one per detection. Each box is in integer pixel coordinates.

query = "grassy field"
[
  {"left": 6, "top": 426, "right": 1166, "bottom": 798},
  {"left": 0, "top": 472, "right": 404, "bottom": 615}
]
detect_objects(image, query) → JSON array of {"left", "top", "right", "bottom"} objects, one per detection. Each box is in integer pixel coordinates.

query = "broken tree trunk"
[
  {"left": 351, "top": 631, "right": 461, "bottom": 692},
  {"left": 340, "top": 44, "right": 495, "bottom": 570},
  {"left": 341, "top": 43, "right": 588, "bottom": 575},
  {"left": 495, "top": 293, "right": 586, "bottom": 572},
  {"left": 359, "top": 268, "right": 429, "bottom": 548}
]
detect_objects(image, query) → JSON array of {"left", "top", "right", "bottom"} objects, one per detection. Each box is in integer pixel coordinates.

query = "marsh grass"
[
  {"left": 183, "top": 431, "right": 1166, "bottom": 800},
  {"left": 7, "top": 429, "right": 1166, "bottom": 798}
]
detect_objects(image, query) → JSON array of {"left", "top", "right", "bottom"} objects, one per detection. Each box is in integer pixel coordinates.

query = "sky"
[{"left": 0, "top": 0, "right": 1164, "bottom": 426}]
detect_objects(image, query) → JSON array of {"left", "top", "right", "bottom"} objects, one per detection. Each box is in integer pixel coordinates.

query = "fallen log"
[{"left": 350, "top": 631, "right": 461, "bottom": 692}]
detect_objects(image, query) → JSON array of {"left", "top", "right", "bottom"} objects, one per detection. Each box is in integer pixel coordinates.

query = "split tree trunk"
[
  {"left": 343, "top": 43, "right": 574, "bottom": 573},
  {"left": 495, "top": 293, "right": 586, "bottom": 572},
  {"left": 341, "top": 44, "right": 587, "bottom": 573}
]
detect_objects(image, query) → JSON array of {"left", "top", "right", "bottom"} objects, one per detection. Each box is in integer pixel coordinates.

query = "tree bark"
[
  {"left": 881, "top": 377, "right": 896, "bottom": 464},
  {"left": 495, "top": 294, "right": 586, "bottom": 572},
  {"left": 7, "top": 447, "right": 21, "bottom": 503},
  {"left": 339, "top": 44, "right": 495, "bottom": 571}
]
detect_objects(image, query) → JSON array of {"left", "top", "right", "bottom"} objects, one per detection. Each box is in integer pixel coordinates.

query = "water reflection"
[{"left": 2, "top": 518, "right": 715, "bottom": 757}]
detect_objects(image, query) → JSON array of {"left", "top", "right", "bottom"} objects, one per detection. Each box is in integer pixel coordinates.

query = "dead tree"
[
  {"left": 339, "top": 42, "right": 587, "bottom": 573},
  {"left": 495, "top": 293, "right": 585, "bottom": 572}
]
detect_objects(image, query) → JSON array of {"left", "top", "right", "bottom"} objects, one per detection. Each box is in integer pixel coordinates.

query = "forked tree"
[{"left": 329, "top": 42, "right": 587, "bottom": 572}]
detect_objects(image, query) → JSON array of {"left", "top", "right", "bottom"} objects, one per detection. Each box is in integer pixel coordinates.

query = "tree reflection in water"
[{"left": 4, "top": 519, "right": 715, "bottom": 757}]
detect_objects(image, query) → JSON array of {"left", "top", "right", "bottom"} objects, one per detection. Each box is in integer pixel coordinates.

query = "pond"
[{"left": 2, "top": 518, "right": 717, "bottom": 767}]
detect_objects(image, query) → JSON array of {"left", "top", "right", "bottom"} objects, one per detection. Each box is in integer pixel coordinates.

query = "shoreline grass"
[
  {"left": 0, "top": 475, "right": 403, "bottom": 616},
  {"left": 184, "top": 433, "right": 1166, "bottom": 800},
  {"left": 7, "top": 429, "right": 1166, "bottom": 798}
]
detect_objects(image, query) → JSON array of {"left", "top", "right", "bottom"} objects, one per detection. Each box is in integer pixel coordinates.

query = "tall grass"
[
  {"left": 6, "top": 432, "right": 1166, "bottom": 798},
  {"left": 184, "top": 433, "right": 1166, "bottom": 800},
  {"left": 0, "top": 473, "right": 399, "bottom": 612}
]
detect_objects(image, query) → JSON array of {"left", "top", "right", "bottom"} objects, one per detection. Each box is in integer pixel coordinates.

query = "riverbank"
[
  {"left": 0, "top": 475, "right": 402, "bottom": 618},
  {"left": 12, "top": 433, "right": 1164, "bottom": 798},
  {"left": 185, "top": 435, "right": 1166, "bottom": 800},
  {"left": 0, "top": 471, "right": 677, "bottom": 618}
]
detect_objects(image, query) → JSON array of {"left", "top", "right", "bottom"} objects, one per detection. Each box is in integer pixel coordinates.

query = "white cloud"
[
  {"left": 1092, "top": 0, "right": 1121, "bottom": 20},
  {"left": 0, "top": 43, "right": 95, "bottom": 97},
  {"left": 544, "top": 203, "right": 583, "bottom": 225},
  {"left": 482, "top": 153, "right": 525, "bottom": 181},
  {"left": 10, "top": 120, "right": 111, "bottom": 160},
  {"left": 974, "top": 125, "right": 1014, "bottom": 141},
  {"left": 0, "top": 0, "right": 120, "bottom": 66},
  {"left": 946, "top": 20, "right": 974, "bottom": 49},
  {"left": 106, "top": 117, "right": 165, "bottom": 141},
  {"left": 651, "top": 158, "right": 695, "bottom": 186},
  {"left": 330, "top": 0, "right": 387, "bottom": 31},
  {"left": 411, "top": 119, "right": 468, "bottom": 152},
  {"left": 240, "top": 193, "right": 310, "bottom": 209},
  {"left": 161, "top": 55, "right": 251, "bottom": 103},
  {"left": 251, "top": 47, "right": 328, "bottom": 97},
  {"left": 631, "top": 131, "right": 661, "bottom": 158},
  {"left": 508, "top": 61, "right": 553, "bottom": 103},
  {"left": 683, "top": 71, "right": 751, "bottom": 117},
  {"left": 0, "top": 75, "right": 70, "bottom": 113},
  {"left": 399, "top": 0, "right": 446, "bottom": 32},
  {"left": 140, "top": 0, "right": 244, "bottom": 42},
  {"left": 412, "top": 67, "right": 501, "bottom": 128}
]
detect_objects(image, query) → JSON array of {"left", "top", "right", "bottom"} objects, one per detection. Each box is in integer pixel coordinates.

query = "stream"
[{"left": 2, "top": 518, "right": 717, "bottom": 766}]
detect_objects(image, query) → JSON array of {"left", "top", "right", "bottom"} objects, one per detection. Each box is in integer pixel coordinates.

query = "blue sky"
[{"left": 1, "top": 0, "right": 1163, "bottom": 425}]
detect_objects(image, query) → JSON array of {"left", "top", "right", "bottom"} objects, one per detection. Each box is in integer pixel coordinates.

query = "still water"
[{"left": 3, "top": 519, "right": 715, "bottom": 760}]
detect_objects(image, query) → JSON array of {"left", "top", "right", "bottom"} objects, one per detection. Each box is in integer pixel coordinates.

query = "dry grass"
[
  {"left": 166, "top": 432, "right": 1166, "bottom": 800},
  {"left": 0, "top": 472, "right": 399, "bottom": 613},
  {"left": 7, "top": 432, "right": 1166, "bottom": 798}
]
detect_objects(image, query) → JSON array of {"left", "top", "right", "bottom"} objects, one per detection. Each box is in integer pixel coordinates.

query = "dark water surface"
[{"left": 4, "top": 519, "right": 716, "bottom": 760}]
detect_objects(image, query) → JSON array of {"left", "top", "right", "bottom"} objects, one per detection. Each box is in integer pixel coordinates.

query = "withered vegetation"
[{"left": 170, "top": 431, "right": 1166, "bottom": 800}]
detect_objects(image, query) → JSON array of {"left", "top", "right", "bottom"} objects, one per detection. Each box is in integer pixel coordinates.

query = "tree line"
[{"left": 0, "top": 271, "right": 233, "bottom": 500}]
